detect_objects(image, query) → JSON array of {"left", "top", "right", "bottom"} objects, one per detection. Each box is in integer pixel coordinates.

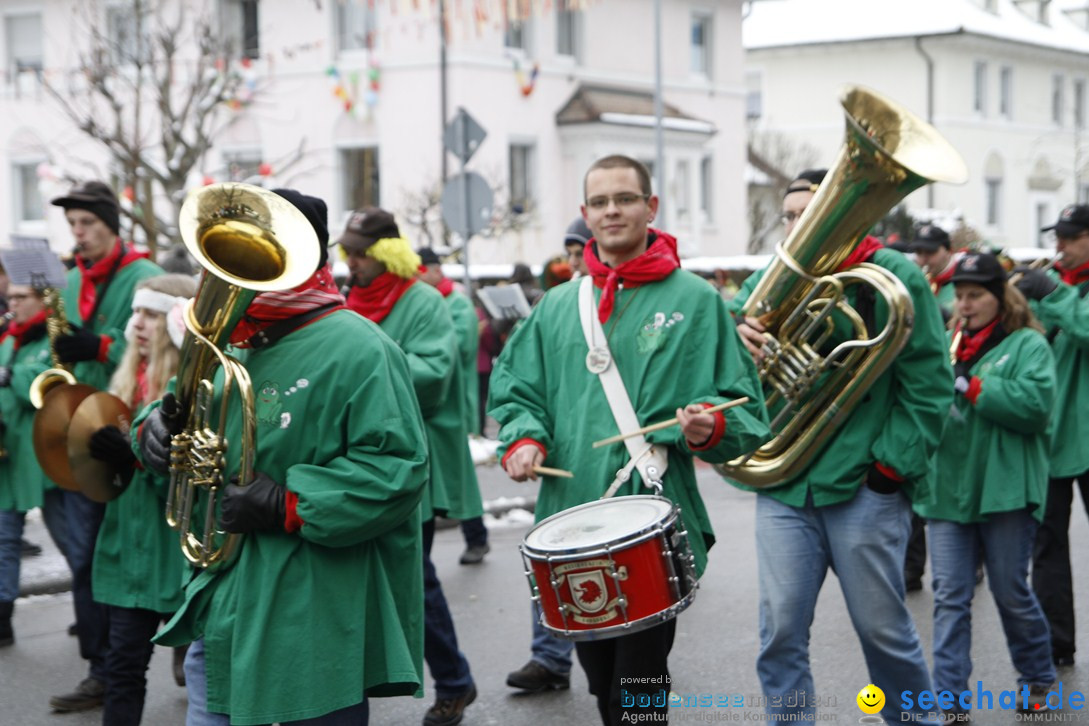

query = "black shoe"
[
  {"left": 423, "top": 684, "right": 477, "bottom": 726},
  {"left": 0, "top": 600, "right": 13, "bottom": 647},
  {"left": 49, "top": 677, "right": 106, "bottom": 712},
  {"left": 459, "top": 544, "right": 490, "bottom": 565},
  {"left": 1054, "top": 653, "right": 1075, "bottom": 667},
  {"left": 1016, "top": 684, "right": 1052, "bottom": 714},
  {"left": 67, "top": 622, "right": 78, "bottom": 637},
  {"left": 506, "top": 660, "right": 571, "bottom": 692},
  {"left": 19, "top": 538, "right": 42, "bottom": 558}
]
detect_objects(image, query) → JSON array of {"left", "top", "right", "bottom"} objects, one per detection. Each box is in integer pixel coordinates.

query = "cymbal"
[
  {"left": 68, "top": 392, "right": 134, "bottom": 503},
  {"left": 32, "top": 384, "right": 96, "bottom": 491}
]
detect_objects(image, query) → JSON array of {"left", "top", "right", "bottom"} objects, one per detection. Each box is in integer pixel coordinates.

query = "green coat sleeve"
[
  {"left": 1033, "top": 282, "right": 1089, "bottom": 350},
  {"left": 11, "top": 346, "right": 51, "bottom": 408},
  {"left": 725, "top": 268, "right": 765, "bottom": 316},
  {"left": 970, "top": 332, "right": 1055, "bottom": 435},
  {"left": 488, "top": 305, "right": 554, "bottom": 456},
  {"left": 401, "top": 296, "right": 456, "bottom": 418}
]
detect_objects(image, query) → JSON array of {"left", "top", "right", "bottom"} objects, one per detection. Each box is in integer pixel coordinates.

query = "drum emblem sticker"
[
  {"left": 569, "top": 571, "right": 608, "bottom": 613},
  {"left": 551, "top": 560, "right": 624, "bottom": 625}
]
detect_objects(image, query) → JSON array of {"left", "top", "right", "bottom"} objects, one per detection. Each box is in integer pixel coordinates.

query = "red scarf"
[
  {"left": 954, "top": 318, "right": 1000, "bottom": 362},
  {"left": 1, "top": 310, "right": 47, "bottom": 350},
  {"left": 1057, "top": 259, "right": 1089, "bottom": 286},
  {"left": 229, "top": 264, "right": 346, "bottom": 347},
  {"left": 932, "top": 260, "right": 957, "bottom": 289},
  {"left": 134, "top": 358, "right": 149, "bottom": 410},
  {"left": 346, "top": 272, "right": 416, "bottom": 323},
  {"left": 836, "top": 235, "right": 884, "bottom": 272},
  {"left": 435, "top": 276, "right": 455, "bottom": 298},
  {"left": 584, "top": 229, "right": 681, "bottom": 323},
  {"left": 75, "top": 240, "right": 150, "bottom": 321}
]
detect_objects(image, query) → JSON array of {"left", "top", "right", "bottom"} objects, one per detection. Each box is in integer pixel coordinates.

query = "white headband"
[{"left": 131, "top": 289, "right": 189, "bottom": 316}]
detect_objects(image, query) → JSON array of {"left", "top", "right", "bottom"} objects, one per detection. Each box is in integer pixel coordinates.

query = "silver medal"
[{"left": 585, "top": 346, "right": 612, "bottom": 374}]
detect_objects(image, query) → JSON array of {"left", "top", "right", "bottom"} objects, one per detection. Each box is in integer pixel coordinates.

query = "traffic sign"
[
  {"left": 441, "top": 172, "right": 494, "bottom": 240},
  {"left": 443, "top": 108, "right": 487, "bottom": 164}
]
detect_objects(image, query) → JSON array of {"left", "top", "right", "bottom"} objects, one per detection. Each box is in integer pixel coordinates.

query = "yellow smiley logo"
[{"left": 856, "top": 684, "right": 885, "bottom": 714}]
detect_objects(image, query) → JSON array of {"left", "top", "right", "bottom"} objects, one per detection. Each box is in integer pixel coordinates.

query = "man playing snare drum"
[{"left": 489, "top": 154, "right": 770, "bottom": 726}]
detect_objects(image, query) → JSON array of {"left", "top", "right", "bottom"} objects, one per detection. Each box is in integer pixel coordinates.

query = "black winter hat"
[
  {"left": 951, "top": 252, "right": 1007, "bottom": 302},
  {"left": 272, "top": 188, "right": 330, "bottom": 270},
  {"left": 417, "top": 247, "right": 441, "bottom": 266},
  {"left": 51, "top": 181, "right": 121, "bottom": 235},
  {"left": 784, "top": 169, "right": 827, "bottom": 197}
]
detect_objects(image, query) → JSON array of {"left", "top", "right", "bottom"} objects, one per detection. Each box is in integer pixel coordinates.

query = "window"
[
  {"left": 746, "top": 71, "right": 762, "bottom": 120},
  {"left": 13, "top": 161, "right": 44, "bottom": 224},
  {"left": 700, "top": 155, "right": 713, "bottom": 223},
  {"left": 107, "top": 4, "right": 148, "bottom": 65},
  {"left": 504, "top": 13, "right": 531, "bottom": 52},
  {"left": 6, "top": 13, "right": 43, "bottom": 80},
  {"left": 1036, "top": 202, "right": 1051, "bottom": 246},
  {"left": 555, "top": 0, "right": 582, "bottom": 60},
  {"left": 1053, "top": 74, "right": 1065, "bottom": 125},
  {"left": 509, "top": 143, "right": 536, "bottom": 213},
  {"left": 336, "top": 1, "right": 377, "bottom": 52},
  {"left": 1075, "top": 79, "right": 1086, "bottom": 129},
  {"left": 675, "top": 160, "right": 690, "bottom": 222},
  {"left": 340, "top": 147, "right": 380, "bottom": 210},
  {"left": 691, "top": 13, "right": 712, "bottom": 77},
  {"left": 222, "top": 149, "right": 263, "bottom": 182},
  {"left": 999, "top": 66, "right": 1012, "bottom": 118},
  {"left": 985, "top": 178, "right": 1001, "bottom": 226},
  {"left": 220, "top": 0, "right": 260, "bottom": 59},
  {"left": 973, "top": 61, "right": 987, "bottom": 114}
]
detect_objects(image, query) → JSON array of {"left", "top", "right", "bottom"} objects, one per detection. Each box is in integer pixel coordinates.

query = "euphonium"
[
  {"left": 716, "top": 86, "right": 968, "bottom": 489},
  {"left": 166, "top": 183, "right": 319, "bottom": 569}
]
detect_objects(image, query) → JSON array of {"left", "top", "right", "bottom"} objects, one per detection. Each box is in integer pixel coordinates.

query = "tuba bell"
[
  {"left": 717, "top": 85, "right": 968, "bottom": 489},
  {"left": 165, "top": 183, "right": 319, "bottom": 569}
]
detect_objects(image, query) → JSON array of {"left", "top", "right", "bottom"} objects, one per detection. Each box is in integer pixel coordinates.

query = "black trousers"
[
  {"left": 1032, "top": 472, "right": 1089, "bottom": 659},
  {"left": 574, "top": 619, "right": 676, "bottom": 726},
  {"left": 103, "top": 605, "right": 165, "bottom": 726},
  {"left": 904, "top": 513, "right": 927, "bottom": 583}
]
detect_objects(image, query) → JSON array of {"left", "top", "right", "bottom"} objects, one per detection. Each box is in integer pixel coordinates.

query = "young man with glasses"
[{"left": 1019, "top": 203, "right": 1089, "bottom": 669}]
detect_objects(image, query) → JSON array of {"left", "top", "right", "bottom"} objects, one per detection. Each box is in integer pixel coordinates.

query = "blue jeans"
[
  {"left": 755, "top": 486, "right": 938, "bottom": 724},
  {"left": 530, "top": 602, "right": 573, "bottom": 675},
  {"left": 459, "top": 516, "right": 488, "bottom": 548},
  {"left": 929, "top": 510, "right": 1056, "bottom": 705},
  {"left": 0, "top": 488, "right": 73, "bottom": 602},
  {"left": 422, "top": 518, "right": 474, "bottom": 698},
  {"left": 61, "top": 489, "right": 109, "bottom": 681},
  {"left": 184, "top": 639, "right": 370, "bottom": 725}
]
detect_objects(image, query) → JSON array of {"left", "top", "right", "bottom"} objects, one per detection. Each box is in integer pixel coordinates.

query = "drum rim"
[{"left": 523, "top": 495, "right": 678, "bottom": 554}]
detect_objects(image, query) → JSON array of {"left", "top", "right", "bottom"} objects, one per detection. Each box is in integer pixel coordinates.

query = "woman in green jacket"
[{"left": 916, "top": 252, "right": 1057, "bottom": 716}]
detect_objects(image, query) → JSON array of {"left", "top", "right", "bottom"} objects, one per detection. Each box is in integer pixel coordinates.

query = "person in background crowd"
[
  {"left": 563, "top": 216, "right": 591, "bottom": 277},
  {"left": 909, "top": 224, "right": 957, "bottom": 320}
]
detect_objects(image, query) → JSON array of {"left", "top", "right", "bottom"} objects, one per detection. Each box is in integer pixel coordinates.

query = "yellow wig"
[{"left": 367, "top": 237, "right": 421, "bottom": 279}]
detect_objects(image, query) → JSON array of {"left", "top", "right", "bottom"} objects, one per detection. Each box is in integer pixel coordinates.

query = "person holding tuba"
[
  {"left": 489, "top": 155, "right": 770, "bottom": 725},
  {"left": 48, "top": 180, "right": 164, "bottom": 713},
  {"left": 139, "top": 189, "right": 429, "bottom": 725},
  {"left": 730, "top": 169, "right": 953, "bottom": 724}
]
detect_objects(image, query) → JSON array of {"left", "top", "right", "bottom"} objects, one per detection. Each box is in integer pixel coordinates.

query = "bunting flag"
[{"left": 512, "top": 56, "right": 539, "bottom": 97}]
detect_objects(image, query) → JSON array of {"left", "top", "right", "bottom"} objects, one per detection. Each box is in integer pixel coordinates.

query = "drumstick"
[
  {"left": 533, "top": 465, "right": 574, "bottom": 478},
  {"left": 591, "top": 397, "right": 751, "bottom": 449}
]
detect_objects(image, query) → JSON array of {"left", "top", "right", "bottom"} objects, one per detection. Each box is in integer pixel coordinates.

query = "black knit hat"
[
  {"left": 563, "top": 217, "right": 592, "bottom": 248},
  {"left": 272, "top": 189, "right": 330, "bottom": 270},
  {"left": 51, "top": 181, "right": 121, "bottom": 235},
  {"left": 784, "top": 169, "right": 827, "bottom": 197}
]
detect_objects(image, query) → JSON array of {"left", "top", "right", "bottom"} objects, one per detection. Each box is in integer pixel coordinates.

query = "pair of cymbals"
[{"left": 32, "top": 385, "right": 133, "bottom": 503}]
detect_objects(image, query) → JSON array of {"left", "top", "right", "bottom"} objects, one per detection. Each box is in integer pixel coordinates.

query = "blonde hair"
[
  {"left": 109, "top": 274, "right": 197, "bottom": 408},
  {"left": 948, "top": 282, "right": 1045, "bottom": 335}
]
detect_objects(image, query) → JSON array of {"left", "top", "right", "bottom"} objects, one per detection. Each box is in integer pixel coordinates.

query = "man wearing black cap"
[
  {"left": 341, "top": 209, "right": 481, "bottom": 726},
  {"left": 1019, "top": 203, "right": 1089, "bottom": 669},
  {"left": 47, "top": 180, "right": 163, "bottom": 713},
  {"left": 909, "top": 224, "right": 957, "bottom": 319},
  {"left": 564, "top": 216, "right": 591, "bottom": 277}
]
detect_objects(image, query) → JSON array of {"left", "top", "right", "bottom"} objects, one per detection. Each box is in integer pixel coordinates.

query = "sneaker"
[
  {"left": 458, "top": 544, "right": 490, "bottom": 565},
  {"left": 49, "top": 677, "right": 106, "bottom": 712},
  {"left": 423, "top": 683, "right": 477, "bottom": 726},
  {"left": 506, "top": 660, "right": 571, "bottom": 692},
  {"left": 1016, "top": 684, "right": 1053, "bottom": 714}
]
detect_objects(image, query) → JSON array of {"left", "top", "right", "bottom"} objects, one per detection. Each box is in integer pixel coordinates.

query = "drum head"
[{"left": 525, "top": 496, "right": 673, "bottom": 552}]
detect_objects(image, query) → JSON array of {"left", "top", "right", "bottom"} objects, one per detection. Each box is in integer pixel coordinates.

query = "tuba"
[
  {"left": 165, "top": 183, "right": 319, "bottom": 570},
  {"left": 717, "top": 85, "right": 968, "bottom": 488}
]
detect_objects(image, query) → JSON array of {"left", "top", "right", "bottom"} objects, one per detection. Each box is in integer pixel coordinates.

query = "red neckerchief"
[
  {"left": 955, "top": 318, "right": 1000, "bottom": 362},
  {"left": 134, "top": 358, "right": 149, "bottom": 410},
  {"left": 1057, "top": 259, "right": 1089, "bottom": 286},
  {"left": 0, "top": 310, "right": 47, "bottom": 350},
  {"left": 75, "top": 240, "right": 149, "bottom": 321},
  {"left": 230, "top": 264, "right": 346, "bottom": 347},
  {"left": 346, "top": 272, "right": 416, "bottom": 323},
  {"left": 435, "top": 276, "right": 455, "bottom": 298},
  {"left": 932, "top": 259, "right": 957, "bottom": 289},
  {"left": 836, "top": 235, "right": 884, "bottom": 272},
  {"left": 584, "top": 229, "right": 680, "bottom": 323}
]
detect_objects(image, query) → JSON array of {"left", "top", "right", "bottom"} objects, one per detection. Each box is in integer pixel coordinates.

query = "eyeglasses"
[
  {"left": 780, "top": 211, "right": 803, "bottom": 225},
  {"left": 7, "top": 294, "right": 35, "bottom": 302},
  {"left": 585, "top": 193, "right": 649, "bottom": 210}
]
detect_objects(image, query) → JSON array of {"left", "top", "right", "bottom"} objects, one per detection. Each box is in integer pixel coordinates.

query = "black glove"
[
  {"left": 865, "top": 464, "right": 901, "bottom": 495},
  {"left": 89, "top": 425, "right": 137, "bottom": 469},
  {"left": 220, "top": 472, "right": 286, "bottom": 534},
  {"left": 139, "top": 393, "right": 182, "bottom": 474},
  {"left": 0, "top": 366, "right": 11, "bottom": 388},
  {"left": 55, "top": 325, "right": 104, "bottom": 363},
  {"left": 1014, "top": 268, "right": 1058, "bottom": 301}
]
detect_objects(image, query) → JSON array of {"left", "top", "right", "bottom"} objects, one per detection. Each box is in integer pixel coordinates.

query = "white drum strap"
[{"left": 578, "top": 277, "right": 669, "bottom": 498}]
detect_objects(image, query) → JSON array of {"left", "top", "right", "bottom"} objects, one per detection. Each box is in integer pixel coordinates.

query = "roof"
[
  {"left": 556, "top": 85, "right": 716, "bottom": 134},
  {"left": 744, "top": 0, "right": 1089, "bottom": 55}
]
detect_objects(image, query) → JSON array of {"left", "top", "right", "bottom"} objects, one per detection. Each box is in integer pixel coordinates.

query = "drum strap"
[{"left": 579, "top": 277, "right": 669, "bottom": 498}]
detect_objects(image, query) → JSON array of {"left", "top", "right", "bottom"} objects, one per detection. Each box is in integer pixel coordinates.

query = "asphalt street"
[{"left": 1, "top": 460, "right": 1086, "bottom": 726}]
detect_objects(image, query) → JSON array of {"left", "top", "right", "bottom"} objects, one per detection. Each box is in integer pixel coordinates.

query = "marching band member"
[
  {"left": 730, "top": 170, "right": 952, "bottom": 724},
  {"left": 49, "top": 181, "right": 163, "bottom": 713},
  {"left": 142, "top": 190, "right": 429, "bottom": 725},
  {"left": 917, "top": 252, "right": 1057, "bottom": 717},
  {"left": 340, "top": 209, "right": 481, "bottom": 726},
  {"left": 489, "top": 155, "right": 770, "bottom": 725},
  {"left": 908, "top": 224, "right": 957, "bottom": 319}
]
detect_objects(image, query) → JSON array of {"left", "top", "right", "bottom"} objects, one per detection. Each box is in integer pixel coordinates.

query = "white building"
[
  {"left": 745, "top": 0, "right": 1089, "bottom": 250},
  {"left": 0, "top": 0, "right": 750, "bottom": 267}
]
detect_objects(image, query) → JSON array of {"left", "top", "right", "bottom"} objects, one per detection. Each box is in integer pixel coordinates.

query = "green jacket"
[
  {"left": 154, "top": 309, "right": 429, "bottom": 725},
  {"left": 915, "top": 328, "right": 1055, "bottom": 523},
  {"left": 935, "top": 281, "right": 955, "bottom": 319},
  {"left": 445, "top": 289, "right": 481, "bottom": 435},
  {"left": 726, "top": 249, "right": 952, "bottom": 505},
  {"left": 380, "top": 282, "right": 483, "bottom": 521},
  {"left": 61, "top": 252, "right": 163, "bottom": 391},
  {"left": 0, "top": 332, "right": 53, "bottom": 511},
  {"left": 488, "top": 270, "right": 771, "bottom": 577},
  {"left": 1029, "top": 279, "right": 1089, "bottom": 477}
]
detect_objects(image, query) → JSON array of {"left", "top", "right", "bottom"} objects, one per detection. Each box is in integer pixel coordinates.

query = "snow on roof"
[{"left": 744, "top": 0, "right": 1089, "bottom": 56}]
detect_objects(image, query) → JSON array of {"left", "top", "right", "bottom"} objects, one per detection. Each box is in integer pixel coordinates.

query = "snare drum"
[{"left": 520, "top": 495, "right": 697, "bottom": 641}]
